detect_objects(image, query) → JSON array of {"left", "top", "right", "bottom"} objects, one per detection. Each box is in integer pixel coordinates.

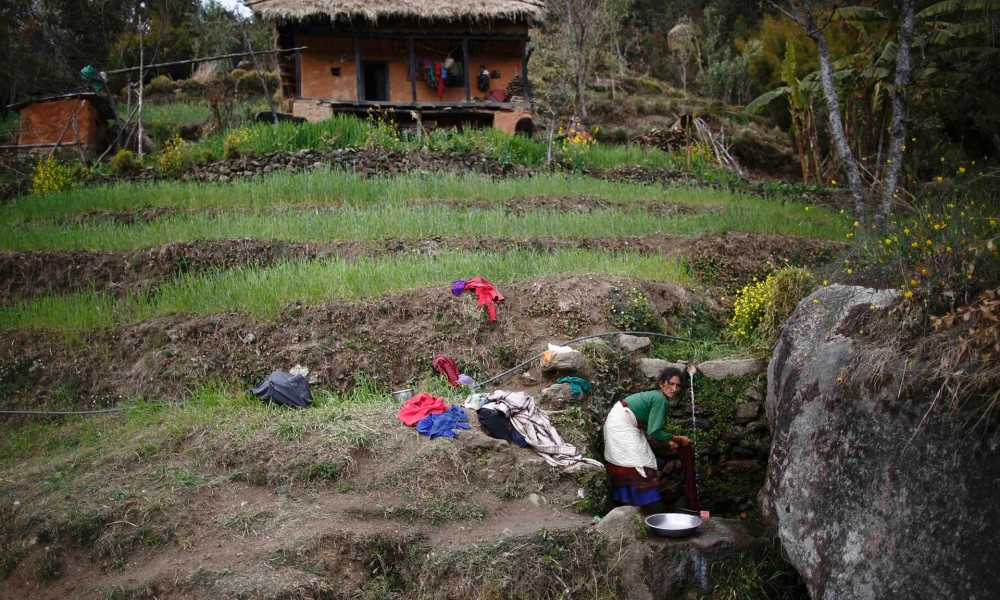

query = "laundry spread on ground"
[
  {"left": 477, "top": 402, "right": 530, "bottom": 447},
  {"left": 417, "top": 405, "right": 471, "bottom": 439},
  {"left": 397, "top": 392, "right": 448, "bottom": 426},
  {"left": 487, "top": 390, "right": 604, "bottom": 472},
  {"left": 451, "top": 276, "right": 504, "bottom": 321},
  {"left": 556, "top": 376, "right": 591, "bottom": 397}
]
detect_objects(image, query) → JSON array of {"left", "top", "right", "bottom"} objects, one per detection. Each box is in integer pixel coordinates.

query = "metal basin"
[
  {"left": 644, "top": 513, "right": 702, "bottom": 538},
  {"left": 391, "top": 389, "right": 414, "bottom": 404}
]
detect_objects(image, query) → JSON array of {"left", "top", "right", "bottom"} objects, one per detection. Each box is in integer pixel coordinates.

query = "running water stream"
[{"left": 687, "top": 364, "right": 701, "bottom": 501}]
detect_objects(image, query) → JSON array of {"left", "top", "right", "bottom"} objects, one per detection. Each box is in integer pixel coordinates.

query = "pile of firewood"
[
  {"left": 628, "top": 127, "right": 686, "bottom": 152},
  {"left": 506, "top": 74, "right": 533, "bottom": 103}
]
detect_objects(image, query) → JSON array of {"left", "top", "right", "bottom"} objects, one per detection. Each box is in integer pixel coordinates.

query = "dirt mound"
[
  {"left": 0, "top": 233, "right": 840, "bottom": 304},
  {"left": 0, "top": 274, "right": 691, "bottom": 408}
]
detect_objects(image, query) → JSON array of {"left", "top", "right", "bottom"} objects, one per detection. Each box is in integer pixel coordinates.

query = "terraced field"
[{"left": 0, "top": 162, "right": 838, "bottom": 598}]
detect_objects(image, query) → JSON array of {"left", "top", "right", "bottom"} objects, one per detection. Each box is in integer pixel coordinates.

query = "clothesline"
[{"left": 414, "top": 42, "right": 464, "bottom": 58}]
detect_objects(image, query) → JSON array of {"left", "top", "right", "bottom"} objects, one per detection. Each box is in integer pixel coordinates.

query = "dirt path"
[{"left": 4, "top": 423, "right": 595, "bottom": 599}]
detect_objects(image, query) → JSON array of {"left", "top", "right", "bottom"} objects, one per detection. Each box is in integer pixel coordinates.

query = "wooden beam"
[{"left": 104, "top": 47, "right": 306, "bottom": 75}]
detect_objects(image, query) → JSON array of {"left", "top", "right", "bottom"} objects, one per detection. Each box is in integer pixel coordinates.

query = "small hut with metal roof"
[{"left": 247, "top": 0, "right": 544, "bottom": 133}]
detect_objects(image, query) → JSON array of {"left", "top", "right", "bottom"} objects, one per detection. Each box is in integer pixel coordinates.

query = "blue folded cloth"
[{"left": 416, "top": 405, "right": 471, "bottom": 439}]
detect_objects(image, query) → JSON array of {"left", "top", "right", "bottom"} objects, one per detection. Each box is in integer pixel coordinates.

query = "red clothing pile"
[{"left": 397, "top": 392, "right": 447, "bottom": 426}]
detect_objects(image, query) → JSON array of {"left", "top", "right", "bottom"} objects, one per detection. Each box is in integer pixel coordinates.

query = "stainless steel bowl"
[
  {"left": 391, "top": 389, "right": 414, "bottom": 404},
  {"left": 644, "top": 513, "right": 702, "bottom": 538}
]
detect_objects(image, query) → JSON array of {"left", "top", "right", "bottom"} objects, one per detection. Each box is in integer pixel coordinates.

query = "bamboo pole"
[{"left": 103, "top": 47, "right": 306, "bottom": 76}]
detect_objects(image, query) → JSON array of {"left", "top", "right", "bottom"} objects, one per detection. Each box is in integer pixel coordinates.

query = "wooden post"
[
  {"left": 520, "top": 38, "right": 530, "bottom": 104},
  {"left": 409, "top": 37, "right": 417, "bottom": 103},
  {"left": 462, "top": 38, "right": 471, "bottom": 101},
  {"left": 354, "top": 36, "right": 363, "bottom": 101},
  {"left": 69, "top": 114, "right": 87, "bottom": 161}
]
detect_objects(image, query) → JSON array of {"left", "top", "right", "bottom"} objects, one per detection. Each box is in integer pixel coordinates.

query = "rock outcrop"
[{"left": 762, "top": 284, "right": 1000, "bottom": 599}]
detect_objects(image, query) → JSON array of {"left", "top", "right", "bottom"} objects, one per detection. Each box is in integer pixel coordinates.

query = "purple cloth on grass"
[
  {"left": 457, "top": 374, "right": 475, "bottom": 386},
  {"left": 416, "top": 405, "right": 471, "bottom": 439},
  {"left": 451, "top": 279, "right": 468, "bottom": 296}
]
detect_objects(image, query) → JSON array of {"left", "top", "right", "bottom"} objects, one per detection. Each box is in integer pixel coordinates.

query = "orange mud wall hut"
[
  {"left": 13, "top": 93, "right": 114, "bottom": 155},
  {"left": 249, "top": 0, "right": 544, "bottom": 133}
]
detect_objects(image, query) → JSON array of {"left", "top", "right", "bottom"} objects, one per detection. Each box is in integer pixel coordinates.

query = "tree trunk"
[
  {"left": 811, "top": 28, "right": 866, "bottom": 220},
  {"left": 877, "top": 0, "right": 916, "bottom": 225}
]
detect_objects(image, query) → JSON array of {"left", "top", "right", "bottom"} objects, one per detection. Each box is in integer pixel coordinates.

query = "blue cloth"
[
  {"left": 611, "top": 485, "right": 661, "bottom": 506},
  {"left": 557, "top": 376, "right": 592, "bottom": 397},
  {"left": 416, "top": 405, "right": 471, "bottom": 439}
]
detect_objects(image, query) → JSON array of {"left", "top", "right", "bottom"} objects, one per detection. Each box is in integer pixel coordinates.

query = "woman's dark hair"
[{"left": 658, "top": 366, "right": 686, "bottom": 386}]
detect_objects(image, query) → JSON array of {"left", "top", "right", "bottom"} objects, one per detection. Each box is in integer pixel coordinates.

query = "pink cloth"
[
  {"left": 397, "top": 392, "right": 448, "bottom": 426},
  {"left": 463, "top": 276, "right": 504, "bottom": 321}
]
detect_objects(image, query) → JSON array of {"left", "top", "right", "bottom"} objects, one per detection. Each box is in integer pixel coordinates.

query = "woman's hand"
[{"left": 672, "top": 435, "right": 692, "bottom": 446}]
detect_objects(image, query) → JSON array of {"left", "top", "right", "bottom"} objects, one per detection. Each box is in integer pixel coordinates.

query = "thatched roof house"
[
  {"left": 249, "top": 0, "right": 544, "bottom": 133},
  {"left": 249, "top": 0, "right": 547, "bottom": 24}
]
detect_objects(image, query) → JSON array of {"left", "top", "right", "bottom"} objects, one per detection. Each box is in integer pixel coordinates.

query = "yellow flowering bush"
[
  {"left": 558, "top": 117, "right": 597, "bottom": 170},
  {"left": 154, "top": 134, "right": 187, "bottom": 175},
  {"left": 854, "top": 196, "right": 999, "bottom": 316},
  {"left": 729, "top": 267, "right": 814, "bottom": 352},
  {"left": 223, "top": 127, "right": 256, "bottom": 159},
  {"left": 29, "top": 156, "right": 81, "bottom": 195},
  {"left": 364, "top": 108, "right": 403, "bottom": 152}
]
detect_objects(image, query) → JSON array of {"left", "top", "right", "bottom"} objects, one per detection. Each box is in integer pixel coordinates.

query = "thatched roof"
[{"left": 247, "top": 0, "right": 546, "bottom": 23}]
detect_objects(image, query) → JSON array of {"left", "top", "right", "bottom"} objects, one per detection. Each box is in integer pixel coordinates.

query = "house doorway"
[{"left": 361, "top": 61, "right": 389, "bottom": 101}]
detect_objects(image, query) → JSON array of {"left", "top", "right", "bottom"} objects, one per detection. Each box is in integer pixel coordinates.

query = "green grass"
[
  {"left": 1, "top": 171, "right": 712, "bottom": 224},
  {"left": 132, "top": 101, "right": 213, "bottom": 126},
  {"left": 0, "top": 249, "right": 689, "bottom": 332},
  {"left": 0, "top": 191, "right": 843, "bottom": 254},
  {"left": 0, "top": 380, "right": 397, "bottom": 492}
]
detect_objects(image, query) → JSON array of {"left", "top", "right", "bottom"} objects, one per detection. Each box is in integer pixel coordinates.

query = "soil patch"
[{"left": 0, "top": 233, "right": 841, "bottom": 304}]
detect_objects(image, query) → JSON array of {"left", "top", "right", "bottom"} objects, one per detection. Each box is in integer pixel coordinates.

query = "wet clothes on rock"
[
  {"left": 603, "top": 389, "right": 674, "bottom": 506},
  {"left": 556, "top": 376, "right": 591, "bottom": 397}
]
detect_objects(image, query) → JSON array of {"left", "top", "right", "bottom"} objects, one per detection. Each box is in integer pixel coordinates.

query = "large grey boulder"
[
  {"left": 696, "top": 357, "right": 766, "bottom": 380},
  {"left": 618, "top": 334, "right": 651, "bottom": 353},
  {"left": 639, "top": 358, "right": 686, "bottom": 379},
  {"left": 540, "top": 350, "right": 586, "bottom": 373},
  {"left": 762, "top": 284, "right": 1000, "bottom": 599}
]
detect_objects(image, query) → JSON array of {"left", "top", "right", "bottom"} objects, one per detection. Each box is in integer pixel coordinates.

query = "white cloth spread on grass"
[
  {"left": 488, "top": 390, "right": 604, "bottom": 472},
  {"left": 603, "top": 401, "right": 657, "bottom": 478}
]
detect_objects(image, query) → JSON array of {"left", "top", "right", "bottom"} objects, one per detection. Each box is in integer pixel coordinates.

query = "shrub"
[
  {"left": 728, "top": 267, "right": 814, "bottom": 352},
  {"left": 610, "top": 287, "right": 662, "bottom": 332},
  {"left": 145, "top": 74, "right": 174, "bottom": 96},
  {"left": 109, "top": 149, "right": 140, "bottom": 175},
  {"left": 364, "top": 109, "right": 403, "bottom": 152},
  {"left": 851, "top": 195, "right": 999, "bottom": 319},
  {"left": 178, "top": 78, "right": 203, "bottom": 94},
  {"left": 153, "top": 134, "right": 187, "bottom": 175},
  {"left": 223, "top": 127, "right": 255, "bottom": 159},
  {"left": 28, "top": 156, "right": 80, "bottom": 195},
  {"left": 183, "top": 146, "right": 215, "bottom": 166}
]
